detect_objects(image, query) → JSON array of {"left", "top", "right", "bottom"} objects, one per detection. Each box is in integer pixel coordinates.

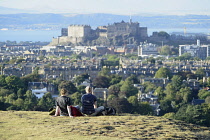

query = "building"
[
  {"left": 140, "top": 78, "right": 169, "bottom": 88},
  {"left": 191, "top": 99, "right": 205, "bottom": 105},
  {"left": 68, "top": 25, "right": 92, "bottom": 38},
  {"left": 50, "top": 20, "right": 148, "bottom": 46},
  {"left": 28, "top": 82, "right": 56, "bottom": 98},
  {"left": 183, "top": 79, "right": 200, "bottom": 90},
  {"left": 107, "top": 20, "right": 139, "bottom": 37},
  {"left": 138, "top": 43, "right": 159, "bottom": 56},
  {"left": 179, "top": 40, "right": 210, "bottom": 60},
  {"left": 107, "top": 20, "right": 147, "bottom": 40},
  {"left": 61, "top": 28, "right": 68, "bottom": 36},
  {"left": 93, "top": 88, "right": 108, "bottom": 100}
]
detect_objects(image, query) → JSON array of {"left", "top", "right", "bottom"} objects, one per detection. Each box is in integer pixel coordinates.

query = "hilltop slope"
[{"left": 0, "top": 111, "right": 210, "bottom": 140}]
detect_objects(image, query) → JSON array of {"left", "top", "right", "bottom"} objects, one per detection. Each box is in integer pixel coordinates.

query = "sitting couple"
[{"left": 54, "top": 86, "right": 104, "bottom": 117}]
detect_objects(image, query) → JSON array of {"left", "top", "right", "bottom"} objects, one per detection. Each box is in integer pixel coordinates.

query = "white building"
[
  {"left": 179, "top": 40, "right": 210, "bottom": 60},
  {"left": 138, "top": 43, "right": 159, "bottom": 56}
]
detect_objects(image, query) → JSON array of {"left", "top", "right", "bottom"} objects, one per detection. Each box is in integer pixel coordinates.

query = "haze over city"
[{"left": 0, "top": 0, "right": 210, "bottom": 15}]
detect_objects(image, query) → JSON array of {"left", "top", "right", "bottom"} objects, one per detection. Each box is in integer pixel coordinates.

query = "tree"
[
  {"left": 205, "top": 96, "right": 210, "bottom": 103},
  {"left": 206, "top": 56, "right": 210, "bottom": 60},
  {"left": 107, "top": 94, "right": 117, "bottom": 101},
  {"left": 128, "top": 96, "right": 138, "bottom": 107},
  {"left": 125, "top": 75, "right": 139, "bottom": 84},
  {"left": 5, "top": 93, "right": 17, "bottom": 104},
  {"left": 107, "top": 97, "right": 132, "bottom": 114},
  {"left": 195, "top": 68, "right": 205, "bottom": 79},
  {"left": 24, "top": 90, "right": 38, "bottom": 111},
  {"left": 58, "top": 81, "right": 77, "bottom": 95},
  {"left": 109, "top": 74, "right": 122, "bottom": 85},
  {"left": 194, "top": 57, "right": 201, "bottom": 61},
  {"left": 154, "top": 86, "right": 165, "bottom": 101},
  {"left": 174, "top": 103, "right": 210, "bottom": 127},
  {"left": 70, "top": 92, "right": 82, "bottom": 105},
  {"left": 158, "top": 31, "right": 170, "bottom": 39},
  {"left": 171, "top": 75, "right": 183, "bottom": 91},
  {"left": 93, "top": 76, "right": 110, "bottom": 88},
  {"left": 159, "top": 99, "right": 174, "bottom": 115},
  {"left": 74, "top": 73, "right": 89, "bottom": 85},
  {"left": 5, "top": 75, "right": 23, "bottom": 93},
  {"left": 37, "top": 92, "right": 54, "bottom": 111},
  {"left": 159, "top": 45, "right": 171, "bottom": 55},
  {"left": 155, "top": 67, "right": 172, "bottom": 79},
  {"left": 120, "top": 80, "right": 138, "bottom": 97},
  {"left": 198, "top": 89, "right": 210, "bottom": 99},
  {"left": 98, "top": 68, "right": 110, "bottom": 76},
  {"left": 174, "top": 104, "right": 188, "bottom": 121},
  {"left": 147, "top": 57, "right": 155, "bottom": 64},
  {"left": 77, "top": 85, "right": 86, "bottom": 94},
  {"left": 21, "top": 72, "right": 40, "bottom": 84},
  {"left": 14, "top": 98, "right": 24, "bottom": 110},
  {"left": 177, "top": 71, "right": 195, "bottom": 80},
  {"left": 0, "top": 88, "right": 13, "bottom": 97},
  {"left": 0, "top": 75, "right": 7, "bottom": 88},
  {"left": 178, "top": 87, "right": 193, "bottom": 103},
  {"left": 178, "top": 53, "right": 192, "bottom": 61},
  {"left": 137, "top": 102, "right": 153, "bottom": 115},
  {"left": 108, "top": 84, "right": 120, "bottom": 97},
  {"left": 164, "top": 83, "right": 176, "bottom": 100},
  {"left": 17, "top": 88, "right": 25, "bottom": 99},
  {"left": 143, "top": 82, "right": 157, "bottom": 93},
  {"left": 171, "top": 87, "right": 193, "bottom": 111}
]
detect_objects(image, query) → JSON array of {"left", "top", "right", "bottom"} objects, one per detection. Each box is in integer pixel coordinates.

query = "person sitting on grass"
[
  {"left": 54, "top": 88, "right": 73, "bottom": 117},
  {"left": 81, "top": 86, "right": 104, "bottom": 116}
]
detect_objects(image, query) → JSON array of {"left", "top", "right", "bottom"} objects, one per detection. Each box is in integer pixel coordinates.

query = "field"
[{"left": 0, "top": 111, "right": 210, "bottom": 140}]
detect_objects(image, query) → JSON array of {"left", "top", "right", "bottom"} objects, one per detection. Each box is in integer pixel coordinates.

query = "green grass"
[{"left": 0, "top": 111, "right": 210, "bottom": 140}]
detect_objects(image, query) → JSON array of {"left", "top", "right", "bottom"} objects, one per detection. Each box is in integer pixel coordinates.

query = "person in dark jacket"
[
  {"left": 81, "top": 86, "right": 104, "bottom": 116},
  {"left": 54, "top": 88, "right": 73, "bottom": 117}
]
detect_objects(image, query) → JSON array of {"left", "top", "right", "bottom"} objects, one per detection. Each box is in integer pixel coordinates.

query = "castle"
[{"left": 50, "top": 20, "right": 148, "bottom": 46}]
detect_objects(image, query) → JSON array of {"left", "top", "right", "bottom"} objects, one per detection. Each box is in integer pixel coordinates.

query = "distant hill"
[
  {"left": 0, "top": 6, "right": 35, "bottom": 14},
  {"left": 0, "top": 12, "right": 210, "bottom": 30},
  {"left": 0, "top": 111, "right": 210, "bottom": 139}
]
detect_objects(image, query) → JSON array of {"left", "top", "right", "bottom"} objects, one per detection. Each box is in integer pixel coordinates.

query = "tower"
[
  {"left": 184, "top": 27, "right": 187, "bottom": 35},
  {"left": 129, "top": 15, "right": 132, "bottom": 23}
]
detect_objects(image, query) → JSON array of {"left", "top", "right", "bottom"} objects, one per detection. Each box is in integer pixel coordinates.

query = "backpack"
[{"left": 100, "top": 107, "right": 116, "bottom": 116}]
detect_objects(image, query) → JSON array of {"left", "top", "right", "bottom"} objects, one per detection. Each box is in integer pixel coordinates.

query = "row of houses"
[{"left": 3, "top": 54, "right": 210, "bottom": 81}]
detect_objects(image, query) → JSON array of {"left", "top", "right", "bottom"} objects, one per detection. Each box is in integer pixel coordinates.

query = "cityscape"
[{"left": 1, "top": 0, "right": 210, "bottom": 139}]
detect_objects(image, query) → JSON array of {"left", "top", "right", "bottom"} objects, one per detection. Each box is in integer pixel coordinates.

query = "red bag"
[{"left": 70, "top": 106, "right": 83, "bottom": 117}]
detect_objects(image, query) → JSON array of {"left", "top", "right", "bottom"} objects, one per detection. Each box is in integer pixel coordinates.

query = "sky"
[{"left": 0, "top": 0, "right": 210, "bottom": 15}]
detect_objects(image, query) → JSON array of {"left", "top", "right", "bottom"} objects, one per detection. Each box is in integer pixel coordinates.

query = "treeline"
[
  {"left": 154, "top": 67, "right": 210, "bottom": 127},
  {"left": 0, "top": 72, "right": 54, "bottom": 111}
]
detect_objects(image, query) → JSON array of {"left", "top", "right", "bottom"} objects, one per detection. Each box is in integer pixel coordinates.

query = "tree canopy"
[{"left": 155, "top": 67, "right": 172, "bottom": 79}]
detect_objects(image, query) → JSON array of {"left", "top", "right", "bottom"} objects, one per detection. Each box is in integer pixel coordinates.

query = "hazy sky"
[{"left": 0, "top": 0, "right": 210, "bottom": 15}]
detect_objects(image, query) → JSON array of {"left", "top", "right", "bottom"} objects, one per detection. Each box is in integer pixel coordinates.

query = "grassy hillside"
[{"left": 0, "top": 111, "right": 210, "bottom": 140}]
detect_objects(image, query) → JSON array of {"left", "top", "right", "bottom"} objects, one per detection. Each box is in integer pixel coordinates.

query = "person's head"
[
  {"left": 85, "top": 86, "right": 92, "bottom": 94},
  {"left": 60, "top": 88, "right": 68, "bottom": 96}
]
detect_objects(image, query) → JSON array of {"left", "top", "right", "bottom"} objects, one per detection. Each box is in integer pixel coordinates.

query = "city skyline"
[{"left": 0, "top": 0, "right": 210, "bottom": 15}]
